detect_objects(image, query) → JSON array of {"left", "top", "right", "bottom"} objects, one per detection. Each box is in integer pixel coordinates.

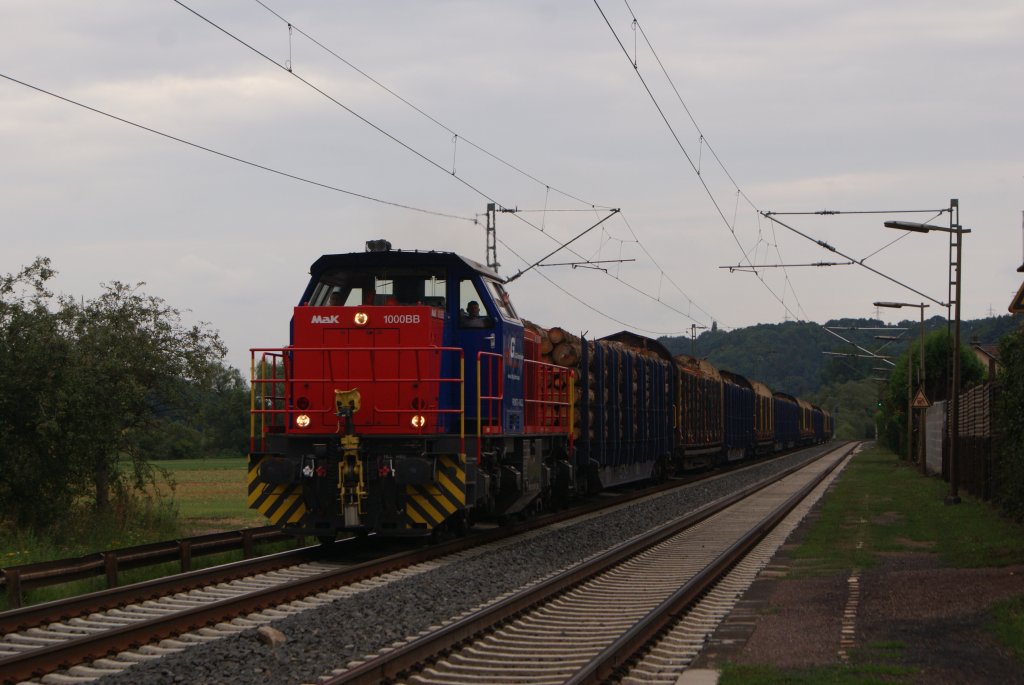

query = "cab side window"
[
  {"left": 487, "top": 281, "right": 519, "bottom": 321},
  {"left": 458, "top": 279, "right": 493, "bottom": 328}
]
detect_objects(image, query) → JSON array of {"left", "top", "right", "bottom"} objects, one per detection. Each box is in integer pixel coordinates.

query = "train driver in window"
[
  {"left": 328, "top": 290, "right": 345, "bottom": 306},
  {"left": 461, "top": 300, "right": 487, "bottom": 328}
]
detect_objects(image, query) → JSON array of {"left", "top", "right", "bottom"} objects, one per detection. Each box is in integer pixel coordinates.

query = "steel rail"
[
  {"left": 0, "top": 544, "right": 320, "bottom": 635},
  {"left": 0, "top": 525, "right": 291, "bottom": 608},
  {"left": 565, "top": 442, "right": 854, "bottom": 683},
  {"left": 318, "top": 443, "right": 850, "bottom": 685},
  {"left": 0, "top": 463, "right": 723, "bottom": 685},
  {"left": 0, "top": 445, "right": 837, "bottom": 685}
]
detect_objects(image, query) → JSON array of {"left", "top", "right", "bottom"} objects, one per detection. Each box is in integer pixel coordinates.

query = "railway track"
[
  {"left": 0, "top": 468, "right": 704, "bottom": 684},
  {"left": 319, "top": 441, "right": 857, "bottom": 684},
  {"left": 0, "top": 526, "right": 294, "bottom": 610},
  {"left": 0, "top": 445, "right": 844, "bottom": 684}
]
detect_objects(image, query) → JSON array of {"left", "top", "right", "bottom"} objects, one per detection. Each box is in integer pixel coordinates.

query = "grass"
[
  {"left": 1, "top": 457, "right": 261, "bottom": 565},
  {"left": 0, "top": 456, "right": 279, "bottom": 609},
  {"left": 720, "top": 663, "right": 914, "bottom": 685},
  {"left": 991, "top": 595, "right": 1024, "bottom": 661},
  {"left": 718, "top": 444, "right": 1024, "bottom": 684},
  {"left": 148, "top": 456, "right": 265, "bottom": 532},
  {"left": 789, "top": 445, "right": 1024, "bottom": 575},
  {"left": 1, "top": 496, "right": 182, "bottom": 567}
]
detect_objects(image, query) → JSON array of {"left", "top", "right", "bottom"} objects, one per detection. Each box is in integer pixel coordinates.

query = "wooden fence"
[{"left": 925, "top": 381, "right": 998, "bottom": 501}]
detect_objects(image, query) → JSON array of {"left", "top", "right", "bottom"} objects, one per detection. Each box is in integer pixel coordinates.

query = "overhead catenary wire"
[
  {"left": 760, "top": 213, "right": 946, "bottom": 307},
  {"left": 822, "top": 326, "right": 899, "bottom": 366},
  {"left": 497, "top": 238, "right": 691, "bottom": 336},
  {"left": 719, "top": 262, "right": 856, "bottom": 270},
  {"left": 617, "top": 0, "right": 806, "bottom": 318},
  {"left": 606, "top": 2, "right": 960, "bottom": 326},
  {"left": 763, "top": 206, "right": 952, "bottom": 278},
  {"left": 593, "top": 0, "right": 807, "bottom": 325},
  {"left": 506, "top": 210, "right": 620, "bottom": 283},
  {"left": 250, "top": 0, "right": 724, "bottom": 331},
  {"left": 0, "top": 72, "right": 474, "bottom": 223},
  {"left": 251, "top": 0, "right": 612, "bottom": 213},
  {"left": 616, "top": 212, "right": 723, "bottom": 327},
  {"left": 179, "top": 0, "right": 725, "bottom": 333},
  {"left": 597, "top": 0, "right": 962, "bottom": 382},
  {"left": 764, "top": 208, "right": 949, "bottom": 216},
  {"left": 1, "top": 69, "right": 708, "bottom": 338},
  {"left": 171, "top": 0, "right": 506, "bottom": 214}
]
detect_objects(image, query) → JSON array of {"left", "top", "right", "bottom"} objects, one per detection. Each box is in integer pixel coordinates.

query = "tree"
[
  {"left": 57, "top": 281, "right": 227, "bottom": 509},
  {"left": 810, "top": 378, "right": 879, "bottom": 440},
  {"left": 189, "top": 363, "right": 251, "bottom": 457},
  {"left": 0, "top": 258, "right": 78, "bottom": 529},
  {"left": 993, "top": 322, "right": 1024, "bottom": 521},
  {"left": 135, "top": 362, "right": 250, "bottom": 460},
  {"left": 0, "top": 259, "right": 227, "bottom": 530},
  {"left": 877, "top": 329, "right": 985, "bottom": 458}
]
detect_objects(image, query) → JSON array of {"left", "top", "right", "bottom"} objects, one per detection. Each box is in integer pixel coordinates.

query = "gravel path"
[{"left": 95, "top": 446, "right": 834, "bottom": 685}]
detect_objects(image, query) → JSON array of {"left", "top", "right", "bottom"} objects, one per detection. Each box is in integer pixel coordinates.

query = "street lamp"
[
  {"left": 875, "top": 302, "right": 929, "bottom": 474},
  {"left": 885, "top": 199, "right": 970, "bottom": 503}
]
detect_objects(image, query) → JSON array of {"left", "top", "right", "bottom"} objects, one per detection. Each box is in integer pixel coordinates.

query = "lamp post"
[
  {"left": 874, "top": 302, "right": 929, "bottom": 473},
  {"left": 885, "top": 199, "right": 969, "bottom": 503}
]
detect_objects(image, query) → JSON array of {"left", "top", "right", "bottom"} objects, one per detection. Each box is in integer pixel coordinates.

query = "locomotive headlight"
[
  {"left": 354, "top": 312, "right": 368, "bottom": 326},
  {"left": 411, "top": 415, "right": 426, "bottom": 429},
  {"left": 295, "top": 414, "right": 311, "bottom": 428}
]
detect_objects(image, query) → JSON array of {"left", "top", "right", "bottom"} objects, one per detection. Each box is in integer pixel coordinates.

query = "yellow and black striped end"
[
  {"left": 403, "top": 453, "right": 466, "bottom": 530},
  {"left": 247, "top": 457, "right": 305, "bottom": 525}
]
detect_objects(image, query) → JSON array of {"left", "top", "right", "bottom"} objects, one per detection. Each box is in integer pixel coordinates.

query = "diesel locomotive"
[{"left": 246, "top": 241, "right": 831, "bottom": 541}]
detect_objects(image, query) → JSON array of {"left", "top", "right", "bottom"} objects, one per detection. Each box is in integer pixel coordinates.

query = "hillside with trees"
[{"left": 660, "top": 314, "right": 1018, "bottom": 440}]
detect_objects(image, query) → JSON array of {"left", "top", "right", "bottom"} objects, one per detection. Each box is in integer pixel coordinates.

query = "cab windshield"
[{"left": 312, "top": 267, "right": 447, "bottom": 307}]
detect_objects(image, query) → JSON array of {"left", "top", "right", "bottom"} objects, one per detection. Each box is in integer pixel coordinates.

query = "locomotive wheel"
[
  {"left": 650, "top": 457, "right": 669, "bottom": 483},
  {"left": 449, "top": 511, "right": 468, "bottom": 537}
]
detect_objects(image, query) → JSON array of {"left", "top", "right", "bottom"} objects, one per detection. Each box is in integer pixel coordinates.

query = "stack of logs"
[
  {"left": 539, "top": 326, "right": 582, "bottom": 368},
  {"left": 523, "top": 320, "right": 582, "bottom": 436},
  {"left": 524, "top": 321, "right": 671, "bottom": 442}
]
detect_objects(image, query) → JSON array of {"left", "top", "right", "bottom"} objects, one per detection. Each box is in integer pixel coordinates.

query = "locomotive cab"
[{"left": 247, "top": 243, "right": 568, "bottom": 540}]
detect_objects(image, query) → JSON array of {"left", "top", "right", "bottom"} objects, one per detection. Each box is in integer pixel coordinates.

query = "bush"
[{"left": 993, "top": 323, "right": 1024, "bottom": 522}]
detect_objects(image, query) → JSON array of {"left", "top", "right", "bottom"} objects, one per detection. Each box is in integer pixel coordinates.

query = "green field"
[
  {"left": 0, "top": 457, "right": 276, "bottom": 608},
  {"left": 1, "top": 457, "right": 265, "bottom": 570},
  {"left": 150, "top": 457, "right": 266, "bottom": 533}
]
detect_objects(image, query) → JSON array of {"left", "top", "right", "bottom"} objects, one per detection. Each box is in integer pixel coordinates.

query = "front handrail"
[{"left": 249, "top": 345, "right": 465, "bottom": 447}]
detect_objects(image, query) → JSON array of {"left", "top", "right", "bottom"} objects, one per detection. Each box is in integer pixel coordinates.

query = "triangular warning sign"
[
  {"left": 913, "top": 388, "right": 930, "bottom": 409},
  {"left": 1010, "top": 281, "right": 1024, "bottom": 313}
]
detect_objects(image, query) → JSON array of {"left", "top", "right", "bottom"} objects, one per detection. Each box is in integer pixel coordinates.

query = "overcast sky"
[{"left": 3, "top": 0, "right": 1022, "bottom": 372}]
